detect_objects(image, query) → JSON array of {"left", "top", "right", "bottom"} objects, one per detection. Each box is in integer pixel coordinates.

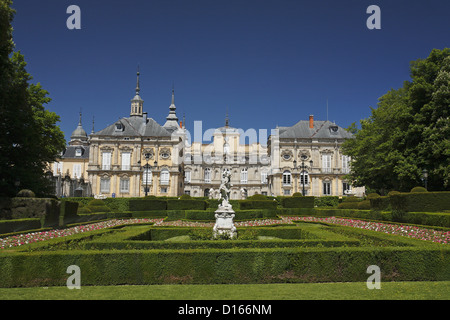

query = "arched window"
[
  {"left": 160, "top": 168, "right": 170, "bottom": 185},
  {"left": 283, "top": 170, "right": 291, "bottom": 186},
  {"left": 204, "top": 168, "right": 211, "bottom": 183}
]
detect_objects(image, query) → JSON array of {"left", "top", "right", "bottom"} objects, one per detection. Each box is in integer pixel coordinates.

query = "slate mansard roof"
[
  {"left": 277, "top": 120, "right": 353, "bottom": 140},
  {"left": 61, "top": 145, "right": 90, "bottom": 159},
  {"left": 92, "top": 115, "right": 174, "bottom": 138}
]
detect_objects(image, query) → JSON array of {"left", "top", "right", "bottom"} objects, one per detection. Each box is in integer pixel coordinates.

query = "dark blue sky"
[{"left": 10, "top": 0, "right": 450, "bottom": 143}]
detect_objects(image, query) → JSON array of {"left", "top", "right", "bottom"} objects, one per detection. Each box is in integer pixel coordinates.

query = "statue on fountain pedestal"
[
  {"left": 214, "top": 168, "right": 236, "bottom": 238},
  {"left": 219, "top": 168, "right": 232, "bottom": 208}
]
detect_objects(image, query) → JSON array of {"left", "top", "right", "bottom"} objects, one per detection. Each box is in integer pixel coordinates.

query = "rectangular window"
[
  {"left": 53, "top": 162, "right": 63, "bottom": 175},
  {"left": 284, "top": 189, "right": 291, "bottom": 196},
  {"left": 323, "top": 181, "right": 331, "bottom": 195},
  {"left": 342, "top": 155, "right": 350, "bottom": 174},
  {"left": 184, "top": 190, "right": 191, "bottom": 196},
  {"left": 184, "top": 171, "right": 191, "bottom": 183},
  {"left": 100, "top": 178, "right": 110, "bottom": 193},
  {"left": 143, "top": 168, "right": 152, "bottom": 185},
  {"left": 102, "top": 152, "right": 111, "bottom": 170},
  {"left": 160, "top": 170, "right": 170, "bottom": 185},
  {"left": 73, "top": 164, "right": 82, "bottom": 179},
  {"left": 121, "top": 152, "right": 131, "bottom": 171},
  {"left": 161, "top": 187, "right": 168, "bottom": 194},
  {"left": 262, "top": 192, "right": 268, "bottom": 196},
  {"left": 120, "top": 179, "right": 129, "bottom": 193},
  {"left": 283, "top": 172, "right": 291, "bottom": 185},
  {"left": 300, "top": 172, "right": 309, "bottom": 185},
  {"left": 241, "top": 169, "right": 248, "bottom": 184},
  {"left": 343, "top": 182, "right": 352, "bottom": 194},
  {"left": 261, "top": 172, "right": 268, "bottom": 184},
  {"left": 322, "top": 154, "right": 331, "bottom": 173},
  {"left": 204, "top": 169, "right": 211, "bottom": 183}
]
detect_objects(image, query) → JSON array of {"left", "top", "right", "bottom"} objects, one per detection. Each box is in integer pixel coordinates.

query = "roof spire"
[
  {"left": 136, "top": 65, "right": 141, "bottom": 96},
  {"left": 91, "top": 116, "right": 95, "bottom": 134},
  {"left": 225, "top": 108, "right": 229, "bottom": 127},
  {"left": 163, "top": 84, "right": 179, "bottom": 129},
  {"left": 130, "top": 66, "right": 144, "bottom": 116},
  {"left": 171, "top": 82, "right": 175, "bottom": 106}
]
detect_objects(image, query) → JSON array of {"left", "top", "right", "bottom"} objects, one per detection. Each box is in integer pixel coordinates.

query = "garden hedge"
[
  {"left": 128, "top": 199, "right": 167, "bottom": 211},
  {"left": 167, "top": 200, "right": 207, "bottom": 211},
  {"left": 239, "top": 200, "right": 278, "bottom": 210},
  {"left": 1, "top": 246, "right": 449, "bottom": 287},
  {"left": 59, "top": 201, "right": 79, "bottom": 227},
  {"left": 184, "top": 209, "right": 277, "bottom": 221},
  {"left": 389, "top": 192, "right": 450, "bottom": 212},
  {"left": 281, "top": 196, "right": 315, "bottom": 208},
  {"left": 370, "top": 196, "right": 391, "bottom": 211},
  {"left": 0, "top": 218, "right": 42, "bottom": 235}
]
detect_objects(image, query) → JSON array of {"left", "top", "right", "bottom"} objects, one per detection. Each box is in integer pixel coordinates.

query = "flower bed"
[
  {"left": 284, "top": 216, "right": 450, "bottom": 244},
  {"left": 0, "top": 218, "right": 163, "bottom": 249},
  {"left": 2, "top": 215, "right": 450, "bottom": 250}
]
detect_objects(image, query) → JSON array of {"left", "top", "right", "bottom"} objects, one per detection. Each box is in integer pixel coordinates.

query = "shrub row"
[
  {"left": 239, "top": 200, "right": 278, "bottom": 210},
  {"left": 281, "top": 196, "right": 315, "bottom": 208},
  {"left": 1, "top": 246, "right": 449, "bottom": 287},
  {"left": 389, "top": 192, "right": 450, "bottom": 212},
  {"left": 184, "top": 209, "right": 278, "bottom": 221},
  {"left": 0, "top": 218, "right": 43, "bottom": 235}
]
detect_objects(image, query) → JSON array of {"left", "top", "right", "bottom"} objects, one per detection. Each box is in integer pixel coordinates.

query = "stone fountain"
[{"left": 213, "top": 168, "right": 237, "bottom": 239}]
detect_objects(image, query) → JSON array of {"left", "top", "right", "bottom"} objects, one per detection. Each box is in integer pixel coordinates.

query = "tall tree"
[
  {"left": 0, "top": 0, "right": 66, "bottom": 197},
  {"left": 342, "top": 48, "right": 450, "bottom": 193}
]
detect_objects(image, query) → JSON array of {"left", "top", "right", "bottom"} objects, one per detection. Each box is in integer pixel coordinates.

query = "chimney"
[{"left": 309, "top": 115, "right": 314, "bottom": 129}]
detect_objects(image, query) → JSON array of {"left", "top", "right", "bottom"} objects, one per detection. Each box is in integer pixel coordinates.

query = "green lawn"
[{"left": 0, "top": 281, "right": 449, "bottom": 300}]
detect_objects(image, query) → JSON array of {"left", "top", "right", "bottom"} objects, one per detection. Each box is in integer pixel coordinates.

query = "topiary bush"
[
  {"left": 16, "top": 189, "right": 35, "bottom": 198},
  {"left": 411, "top": 186, "right": 428, "bottom": 193},
  {"left": 292, "top": 192, "right": 303, "bottom": 197},
  {"left": 86, "top": 199, "right": 111, "bottom": 213},
  {"left": 357, "top": 200, "right": 371, "bottom": 210},
  {"left": 367, "top": 193, "right": 381, "bottom": 199}
]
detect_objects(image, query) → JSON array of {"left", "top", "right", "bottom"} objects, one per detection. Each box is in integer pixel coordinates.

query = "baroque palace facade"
[{"left": 50, "top": 72, "right": 364, "bottom": 199}]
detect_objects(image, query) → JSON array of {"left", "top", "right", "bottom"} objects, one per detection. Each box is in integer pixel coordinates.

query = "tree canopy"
[
  {"left": 342, "top": 48, "right": 450, "bottom": 194},
  {"left": 0, "top": 0, "right": 66, "bottom": 197}
]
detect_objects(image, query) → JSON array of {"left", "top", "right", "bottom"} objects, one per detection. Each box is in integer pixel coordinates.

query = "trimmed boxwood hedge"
[
  {"left": 239, "top": 200, "right": 278, "bottom": 210},
  {"left": 370, "top": 196, "right": 391, "bottom": 211},
  {"left": 128, "top": 199, "right": 167, "bottom": 211},
  {"left": 389, "top": 192, "right": 450, "bottom": 212},
  {"left": 167, "top": 200, "right": 207, "bottom": 210},
  {"left": 184, "top": 209, "right": 278, "bottom": 221},
  {"left": 282, "top": 196, "right": 315, "bottom": 209},
  {"left": 0, "top": 218, "right": 42, "bottom": 235},
  {"left": 0, "top": 246, "right": 449, "bottom": 287}
]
